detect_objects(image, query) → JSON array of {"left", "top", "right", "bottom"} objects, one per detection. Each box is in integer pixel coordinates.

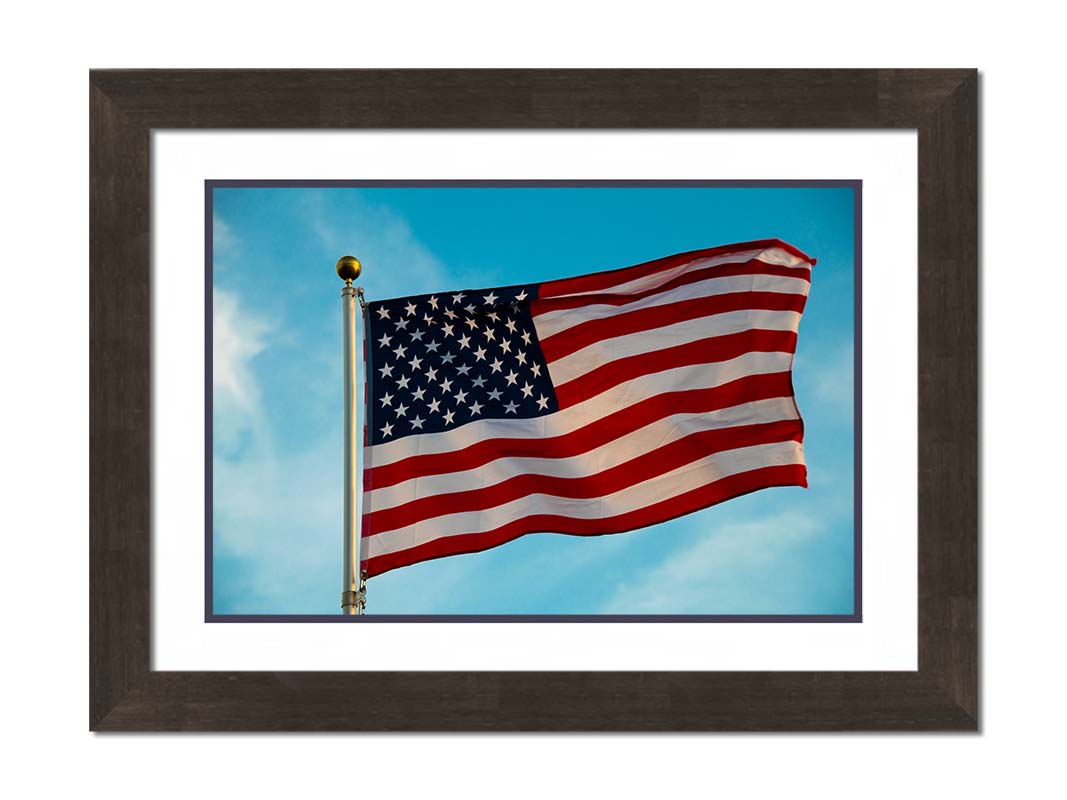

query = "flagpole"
[{"left": 337, "top": 255, "right": 366, "bottom": 616}]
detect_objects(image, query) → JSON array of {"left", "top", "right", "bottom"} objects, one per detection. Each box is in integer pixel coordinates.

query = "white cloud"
[
  {"left": 212, "top": 213, "right": 235, "bottom": 256},
  {"left": 300, "top": 191, "right": 454, "bottom": 299},
  {"left": 210, "top": 290, "right": 341, "bottom": 611},
  {"left": 598, "top": 510, "right": 831, "bottom": 615},
  {"left": 213, "top": 288, "right": 272, "bottom": 417},
  {"left": 210, "top": 193, "right": 461, "bottom": 613},
  {"left": 795, "top": 341, "right": 854, "bottom": 420}
]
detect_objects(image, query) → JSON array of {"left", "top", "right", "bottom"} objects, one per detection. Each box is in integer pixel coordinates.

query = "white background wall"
[{"left": 2, "top": 2, "right": 1060, "bottom": 798}]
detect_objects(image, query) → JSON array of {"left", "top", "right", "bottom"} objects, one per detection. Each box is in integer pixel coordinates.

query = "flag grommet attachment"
[{"left": 341, "top": 589, "right": 366, "bottom": 614}]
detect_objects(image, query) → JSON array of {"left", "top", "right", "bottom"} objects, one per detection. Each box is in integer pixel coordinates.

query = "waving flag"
[{"left": 360, "top": 239, "right": 815, "bottom": 577}]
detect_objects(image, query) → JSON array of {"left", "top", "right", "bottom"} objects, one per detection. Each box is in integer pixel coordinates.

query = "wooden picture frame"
[{"left": 90, "top": 69, "right": 978, "bottom": 731}]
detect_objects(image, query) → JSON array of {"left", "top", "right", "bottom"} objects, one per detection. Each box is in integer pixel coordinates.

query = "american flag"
[{"left": 360, "top": 239, "right": 814, "bottom": 577}]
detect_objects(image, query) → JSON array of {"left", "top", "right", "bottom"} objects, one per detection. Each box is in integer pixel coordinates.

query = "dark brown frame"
[{"left": 90, "top": 69, "right": 978, "bottom": 731}]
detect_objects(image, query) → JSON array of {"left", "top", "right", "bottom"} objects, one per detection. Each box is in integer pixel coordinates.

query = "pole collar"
[{"left": 341, "top": 589, "right": 366, "bottom": 614}]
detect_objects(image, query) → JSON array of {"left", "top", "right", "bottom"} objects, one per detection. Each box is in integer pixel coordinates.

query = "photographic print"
[
  {"left": 207, "top": 180, "right": 859, "bottom": 620},
  {"left": 91, "top": 68, "right": 977, "bottom": 731}
]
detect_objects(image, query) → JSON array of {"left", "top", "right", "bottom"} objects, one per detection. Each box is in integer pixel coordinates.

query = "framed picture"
[{"left": 91, "top": 69, "right": 977, "bottom": 730}]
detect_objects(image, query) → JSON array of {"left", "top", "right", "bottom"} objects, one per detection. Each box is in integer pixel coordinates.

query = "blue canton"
[{"left": 365, "top": 283, "right": 558, "bottom": 445}]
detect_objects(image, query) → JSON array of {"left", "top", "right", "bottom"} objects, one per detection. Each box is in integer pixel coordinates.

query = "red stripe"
[
  {"left": 531, "top": 260, "right": 810, "bottom": 316},
  {"left": 538, "top": 239, "right": 815, "bottom": 299},
  {"left": 556, "top": 328, "right": 798, "bottom": 408},
  {"left": 364, "top": 463, "right": 808, "bottom": 577},
  {"left": 367, "top": 370, "right": 796, "bottom": 490},
  {"left": 367, "top": 418, "right": 803, "bottom": 533},
  {"left": 540, "top": 291, "right": 807, "bottom": 363}
]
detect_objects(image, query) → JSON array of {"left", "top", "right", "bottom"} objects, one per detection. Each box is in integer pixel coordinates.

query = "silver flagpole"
[{"left": 337, "top": 256, "right": 366, "bottom": 616}]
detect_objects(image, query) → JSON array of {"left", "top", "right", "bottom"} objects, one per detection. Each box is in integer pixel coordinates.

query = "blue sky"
[{"left": 211, "top": 184, "right": 855, "bottom": 615}]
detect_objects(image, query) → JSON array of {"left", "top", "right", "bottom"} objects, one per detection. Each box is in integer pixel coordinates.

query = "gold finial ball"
[{"left": 335, "top": 255, "right": 362, "bottom": 283}]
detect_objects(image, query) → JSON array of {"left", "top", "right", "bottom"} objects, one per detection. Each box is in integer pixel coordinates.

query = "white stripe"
[
  {"left": 364, "top": 439, "right": 805, "bottom": 558},
  {"left": 547, "top": 246, "right": 811, "bottom": 300},
  {"left": 534, "top": 273, "right": 809, "bottom": 340},
  {"left": 364, "top": 350, "right": 795, "bottom": 468},
  {"left": 367, "top": 396, "right": 800, "bottom": 512},
  {"left": 545, "top": 309, "right": 802, "bottom": 386}
]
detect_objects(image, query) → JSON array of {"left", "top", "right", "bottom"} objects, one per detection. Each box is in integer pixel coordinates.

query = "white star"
[
  {"left": 469, "top": 401, "right": 484, "bottom": 416},
  {"left": 465, "top": 316, "right": 478, "bottom": 330},
  {"left": 500, "top": 339, "right": 511, "bottom": 353},
  {"left": 472, "top": 376, "right": 486, "bottom": 388},
  {"left": 454, "top": 389, "right": 468, "bottom": 404},
  {"left": 409, "top": 355, "right": 423, "bottom": 371},
  {"left": 410, "top": 415, "right": 425, "bottom": 430},
  {"left": 521, "top": 382, "right": 534, "bottom": 398},
  {"left": 423, "top": 313, "right": 433, "bottom": 326},
  {"left": 483, "top": 292, "right": 498, "bottom": 305},
  {"left": 458, "top": 334, "right": 471, "bottom": 349},
  {"left": 531, "top": 363, "right": 542, "bottom": 377},
  {"left": 380, "top": 421, "right": 394, "bottom": 437},
  {"left": 428, "top": 398, "right": 441, "bottom": 414},
  {"left": 378, "top": 332, "right": 392, "bottom": 347},
  {"left": 410, "top": 330, "right": 424, "bottom": 342},
  {"left": 443, "top": 307, "right": 457, "bottom": 320},
  {"left": 441, "top": 353, "right": 455, "bottom": 365},
  {"left": 488, "top": 388, "right": 503, "bottom": 401},
  {"left": 464, "top": 303, "right": 476, "bottom": 315},
  {"left": 515, "top": 290, "right": 528, "bottom": 301},
  {"left": 379, "top": 363, "right": 394, "bottom": 378},
  {"left": 456, "top": 364, "right": 471, "bottom": 376},
  {"left": 396, "top": 318, "right": 409, "bottom": 330},
  {"left": 428, "top": 296, "right": 439, "bottom": 310},
  {"left": 504, "top": 400, "right": 519, "bottom": 414},
  {"left": 515, "top": 350, "right": 526, "bottom": 364},
  {"left": 404, "top": 301, "right": 417, "bottom": 317},
  {"left": 380, "top": 392, "right": 394, "bottom": 407},
  {"left": 395, "top": 402, "right": 409, "bottom": 417},
  {"left": 487, "top": 310, "right": 500, "bottom": 322},
  {"left": 505, "top": 370, "right": 519, "bottom": 385},
  {"left": 489, "top": 358, "right": 503, "bottom": 373},
  {"left": 483, "top": 327, "right": 496, "bottom": 341},
  {"left": 536, "top": 394, "right": 549, "bottom": 410},
  {"left": 505, "top": 319, "right": 517, "bottom": 333},
  {"left": 426, "top": 367, "right": 438, "bottom": 382},
  {"left": 473, "top": 345, "right": 487, "bottom": 361},
  {"left": 443, "top": 409, "right": 456, "bottom": 425},
  {"left": 521, "top": 331, "right": 531, "bottom": 345},
  {"left": 426, "top": 341, "right": 440, "bottom": 353},
  {"left": 376, "top": 306, "right": 390, "bottom": 321},
  {"left": 440, "top": 377, "right": 453, "bottom": 393},
  {"left": 397, "top": 375, "right": 411, "bottom": 390},
  {"left": 451, "top": 292, "right": 465, "bottom": 304},
  {"left": 442, "top": 323, "right": 454, "bottom": 337},
  {"left": 413, "top": 386, "right": 426, "bottom": 401},
  {"left": 392, "top": 343, "right": 407, "bottom": 359}
]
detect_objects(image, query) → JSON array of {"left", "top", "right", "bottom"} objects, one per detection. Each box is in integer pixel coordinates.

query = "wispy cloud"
[
  {"left": 211, "top": 191, "right": 460, "bottom": 613},
  {"left": 598, "top": 508, "right": 844, "bottom": 615},
  {"left": 213, "top": 288, "right": 272, "bottom": 416},
  {"left": 795, "top": 340, "right": 854, "bottom": 422},
  {"left": 211, "top": 304, "right": 341, "bottom": 611},
  {"left": 301, "top": 191, "right": 453, "bottom": 299},
  {"left": 212, "top": 213, "right": 236, "bottom": 260}
]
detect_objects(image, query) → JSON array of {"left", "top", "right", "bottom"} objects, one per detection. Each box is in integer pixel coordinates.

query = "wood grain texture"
[
  {"left": 89, "top": 69, "right": 978, "bottom": 731},
  {"left": 90, "top": 80, "right": 151, "bottom": 729}
]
